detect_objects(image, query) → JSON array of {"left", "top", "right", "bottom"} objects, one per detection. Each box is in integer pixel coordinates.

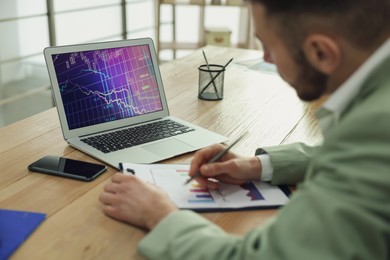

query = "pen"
[
  {"left": 184, "top": 131, "right": 247, "bottom": 185},
  {"left": 126, "top": 168, "right": 135, "bottom": 175},
  {"left": 202, "top": 50, "right": 220, "bottom": 99},
  {"left": 200, "top": 57, "right": 233, "bottom": 95},
  {"left": 119, "top": 163, "right": 135, "bottom": 175}
]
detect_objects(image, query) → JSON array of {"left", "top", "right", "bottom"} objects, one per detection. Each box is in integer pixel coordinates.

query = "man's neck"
[
  {"left": 328, "top": 37, "right": 388, "bottom": 93},
  {"left": 320, "top": 37, "right": 390, "bottom": 120},
  {"left": 327, "top": 41, "right": 375, "bottom": 94}
]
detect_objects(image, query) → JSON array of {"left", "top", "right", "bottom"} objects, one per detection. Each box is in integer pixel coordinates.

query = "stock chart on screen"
[{"left": 52, "top": 44, "right": 163, "bottom": 130}]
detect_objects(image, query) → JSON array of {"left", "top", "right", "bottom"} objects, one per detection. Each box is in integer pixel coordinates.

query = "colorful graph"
[
  {"left": 52, "top": 44, "right": 163, "bottom": 130},
  {"left": 215, "top": 181, "right": 265, "bottom": 203},
  {"left": 148, "top": 167, "right": 267, "bottom": 207},
  {"left": 240, "top": 182, "right": 264, "bottom": 201},
  {"left": 188, "top": 183, "right": 214, "bottom": 204},
  {"left": 150, "top": 168, "right": 216, "bottom": 205},
  {"left": 123, "top": 163, "right": 290, "bottom": 209}
]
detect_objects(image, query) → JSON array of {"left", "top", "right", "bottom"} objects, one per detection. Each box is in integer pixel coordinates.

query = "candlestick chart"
[{"left": 52, "top": 44, "right": 163, "bottom": 130}]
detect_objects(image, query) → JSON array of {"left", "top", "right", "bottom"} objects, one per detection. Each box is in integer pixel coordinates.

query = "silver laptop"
[{"left": 44, "top": 38, "right": 227, "bottom": 169}]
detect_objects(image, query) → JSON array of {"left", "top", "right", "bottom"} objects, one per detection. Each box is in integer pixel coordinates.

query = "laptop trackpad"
[{"left": 142, "top": 138, "right": 194, "bottom": 157}]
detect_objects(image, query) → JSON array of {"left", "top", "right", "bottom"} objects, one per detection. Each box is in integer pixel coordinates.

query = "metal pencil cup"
[{"left": 198, "top": 64, "right": 225, "bottom": 100}]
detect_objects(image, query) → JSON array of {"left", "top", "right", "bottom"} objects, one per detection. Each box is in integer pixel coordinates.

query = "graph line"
[{"left": 53, "top": 45, "right": 163, "bottom": 129}]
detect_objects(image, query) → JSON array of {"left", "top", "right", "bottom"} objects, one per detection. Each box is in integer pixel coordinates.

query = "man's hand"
[
  {"left": 99, "top": 173, "right": 178, "bottom": 230},
  {"left": 189, "top": 144, "right": 263, "bottom": 189}
]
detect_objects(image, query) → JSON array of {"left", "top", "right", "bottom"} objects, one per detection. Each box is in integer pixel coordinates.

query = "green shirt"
[{"left": 138, "top": 41, "right": 390, "bottom": 260}]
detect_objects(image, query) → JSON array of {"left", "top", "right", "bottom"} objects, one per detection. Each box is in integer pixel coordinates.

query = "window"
[
  {"left": 0, "top": 0, "right": 248, "bottom": 127},
  {"left": 0, "top": 0, "right": 156, "bottom": 127}
]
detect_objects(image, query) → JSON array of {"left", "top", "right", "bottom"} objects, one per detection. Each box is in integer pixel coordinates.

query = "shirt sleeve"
[
  {"left": 138, "top": 210, "right": 243, "bottom": 260},
  {"left": 255, "top": 143, "right": 317, "bottom": 185}
]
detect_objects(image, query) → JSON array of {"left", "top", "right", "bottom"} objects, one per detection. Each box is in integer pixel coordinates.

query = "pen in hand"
[{"left": 184, "top": 131, "right": 247, "bottom": 185}]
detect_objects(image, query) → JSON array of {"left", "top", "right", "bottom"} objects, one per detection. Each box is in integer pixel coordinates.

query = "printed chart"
[
  {"left": 150, "top": 168, "right": 217, "bottom": 207},
  {"left": 124, "top": 163, "right": 290, "bottom": 210}
]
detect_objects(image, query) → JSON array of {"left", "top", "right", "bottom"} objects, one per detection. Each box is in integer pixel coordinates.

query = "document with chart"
[{"left": 122, "top": 163, "right": 290, "bottom": 211}]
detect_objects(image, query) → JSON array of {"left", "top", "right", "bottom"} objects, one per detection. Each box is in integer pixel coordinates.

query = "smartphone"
[{"left": 28, "top": 155, "right": 107, "bottom": 181}]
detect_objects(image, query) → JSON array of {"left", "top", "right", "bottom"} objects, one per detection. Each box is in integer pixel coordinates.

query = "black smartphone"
[{"left": 28, "top": 156, "right": 107, "bottom": 181}]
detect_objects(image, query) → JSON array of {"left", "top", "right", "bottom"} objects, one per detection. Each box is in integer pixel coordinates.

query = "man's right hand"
[{"left": 189, "top": 144, "right": 263, "bottom": 190}]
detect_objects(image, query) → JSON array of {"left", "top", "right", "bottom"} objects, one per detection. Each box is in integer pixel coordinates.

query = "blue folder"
[{"left": 0, "top": 209, "right": 46, "bottom": 259}]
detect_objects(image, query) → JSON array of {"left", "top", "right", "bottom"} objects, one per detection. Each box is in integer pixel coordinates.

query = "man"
[{"left": 99, "top": 0, "right": 390, "bottom": 259}]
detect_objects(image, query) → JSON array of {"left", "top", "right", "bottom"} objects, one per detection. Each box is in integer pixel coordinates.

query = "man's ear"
[{"left": 302, "top": 34, "right": 340, "bottom": 75}]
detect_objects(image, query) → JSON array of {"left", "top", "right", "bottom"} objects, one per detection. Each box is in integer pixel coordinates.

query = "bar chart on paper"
[
  {"left": 123, "top": 163, "right": 290, "bottom": 210},
  {"left": 188, "top": 183, "right": 214, "bottom": 204},
  {"left": 150, "top": 168, "right": 218, "bottom": 207}
]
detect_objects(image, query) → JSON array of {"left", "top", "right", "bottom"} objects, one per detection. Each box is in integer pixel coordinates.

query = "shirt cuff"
[{"left": 257, "top": 154, "right": 273, "bottom": 181}]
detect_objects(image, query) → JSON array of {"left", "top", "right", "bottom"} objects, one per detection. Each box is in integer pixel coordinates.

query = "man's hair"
[{"left": 249, "top": 0, "right": 390, "bottom": 51}]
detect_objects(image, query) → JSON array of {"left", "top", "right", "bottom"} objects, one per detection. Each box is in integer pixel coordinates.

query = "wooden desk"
[{"left": 0, "top": 46, "right": 323, "bottom": 259}]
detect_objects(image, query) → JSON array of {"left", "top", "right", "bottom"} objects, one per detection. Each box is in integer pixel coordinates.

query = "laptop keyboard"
[{"left": 81, "top": 119, "right": 195, "bottom": 154}]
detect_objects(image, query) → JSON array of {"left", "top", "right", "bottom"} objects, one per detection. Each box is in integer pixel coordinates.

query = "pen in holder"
[{"left": 198, "top": 64, "right": 225, "bottom": 100}]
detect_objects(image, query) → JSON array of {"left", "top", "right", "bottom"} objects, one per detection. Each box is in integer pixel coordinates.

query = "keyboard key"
[{"left": 81, "top": 119, "right": 194, "bottom": 153}]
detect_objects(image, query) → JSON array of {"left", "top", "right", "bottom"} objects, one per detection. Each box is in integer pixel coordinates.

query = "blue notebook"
[{"left": 0, "top": 209, "right": 46, "bottom": 259}]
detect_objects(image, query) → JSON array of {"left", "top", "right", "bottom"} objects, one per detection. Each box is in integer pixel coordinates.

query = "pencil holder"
[{"left": 198, "top": 64, "right": 225, "bottom": 101}]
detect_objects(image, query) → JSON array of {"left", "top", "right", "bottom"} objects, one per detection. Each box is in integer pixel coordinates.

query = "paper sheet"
[{"left": 122, "top": 163, "right": 289, "bottom": 210}]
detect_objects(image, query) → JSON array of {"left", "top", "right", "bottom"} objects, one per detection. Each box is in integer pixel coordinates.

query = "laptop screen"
[{"left": 51, "top": 44, "right": 163, "bottom": 130}]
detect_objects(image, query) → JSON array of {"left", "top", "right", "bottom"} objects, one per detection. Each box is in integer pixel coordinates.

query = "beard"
[{"left": 288, "top": 50, "right": 329, "bottom": 101}]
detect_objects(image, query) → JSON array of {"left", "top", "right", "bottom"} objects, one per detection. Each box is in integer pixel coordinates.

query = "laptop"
[{"left": 44, "top": 38, "right": 227, "bottom": 169}]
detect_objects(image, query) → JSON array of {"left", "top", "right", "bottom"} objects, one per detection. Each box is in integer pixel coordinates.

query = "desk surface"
[{"left": 0, "top": 46, "right": 323, "bottom": 259}]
